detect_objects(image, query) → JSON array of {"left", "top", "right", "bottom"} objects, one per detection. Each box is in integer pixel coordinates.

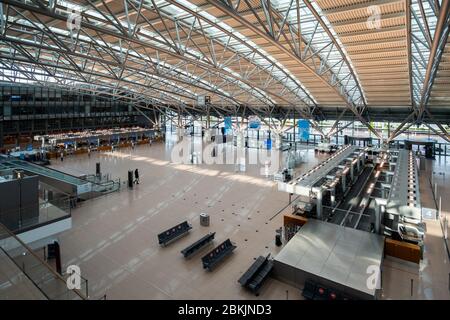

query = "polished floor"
[{"left": 47, "top": 140, "right": 450, "bottom": 300}]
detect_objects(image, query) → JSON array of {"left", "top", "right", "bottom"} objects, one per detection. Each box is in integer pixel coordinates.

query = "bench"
[
  {"left": 181, "top": 232, "right": 215, "bottom": 258},
  {"left": 201, "top": 239, "right": 236, "bottom": 271},
  {"left": 238, "top": 254, "right": 273, "bottom": 294},
  {"left": 157, "top": 221, "right": 192, "bottom": 246}
]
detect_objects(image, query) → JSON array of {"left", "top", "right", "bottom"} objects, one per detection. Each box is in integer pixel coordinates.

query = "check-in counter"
[
  {"left": 385, "top": 238, "right": 421, "bottom": 264},
  {"left": 283, "top": 214, "right": 308, "bottom": 228}
]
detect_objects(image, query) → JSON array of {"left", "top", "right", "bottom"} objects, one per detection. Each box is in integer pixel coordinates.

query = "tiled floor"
[{"left": 46, "top": 141, "right": 450, "bottom": 300}]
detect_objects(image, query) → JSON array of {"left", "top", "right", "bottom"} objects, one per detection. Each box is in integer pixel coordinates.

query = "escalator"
[{"left": 0, "top": 157, "right": 119, "bottom": 199}]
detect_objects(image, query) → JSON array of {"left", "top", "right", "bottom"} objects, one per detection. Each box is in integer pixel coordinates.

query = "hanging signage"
[
  {"left": 248, "top": 115, "right": 261, "bottom": 129},
  {"left": 297, "top": 120, "right": 310, "bottom": 141},
  {"left": 197, "top": 95, "right": 210, "bottom": 106},
  {"left": 224, "top": 117, "right": 232, "bottom": 135},
  {"left": 197, "top": 95, "right": 205, "bottom": 106}
]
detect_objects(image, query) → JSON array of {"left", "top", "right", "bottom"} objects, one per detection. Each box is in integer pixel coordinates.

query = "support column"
[
  {"left": 293, "top": 114, "right": 296, "bottom": 149},
  {"left": 315, "top": 187, "right": 323, "bottom": 220},
  {"left": 387, "top": 121, "right": 391, "bottom": 140},
  {"left": 0, "top": 120, "right": 3, "bottom": 148},
  {"left": 206, "top": 106, "right": 211, "bottom": 129},
  {"left": 275, "top": 133, "right": 282, "bottom": 150},
  {"left": 374, "top": 198, "right": 387, "bottom": 234},
  {"left": 237, "top": 130, "right": 245, "bottom": 172},
  {"left": 176, "top": 112, "right": 182, "bottom": 141}
]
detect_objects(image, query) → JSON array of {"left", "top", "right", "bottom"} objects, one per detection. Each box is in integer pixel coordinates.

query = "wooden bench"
[
  {"left": 181, "top": 232, "right": 215, "bottom": 258},
  {"left": 201, "top": 239, "right": 236, "bottom": 271},
  {"left": 157, "top": 221, "right": 192, "bottom": 246}
]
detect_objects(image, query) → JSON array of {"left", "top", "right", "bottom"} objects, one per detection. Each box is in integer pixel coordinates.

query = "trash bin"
[
  {"left": 275, "top": 228, "right": 283, "bottom": 246},
  {"left": 128, "top": 170, "right": 133, "bottom": 188},
  {"left": 275, "top": 233, "right": 282, "bottom": 247},
  {"left": 200, "top": 213, "right": 210, "bottom": 226}
]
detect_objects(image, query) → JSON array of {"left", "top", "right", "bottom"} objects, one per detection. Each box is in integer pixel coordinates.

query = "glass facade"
[{"left": 0, "top": 84, "right": 154, "bottom": 144}]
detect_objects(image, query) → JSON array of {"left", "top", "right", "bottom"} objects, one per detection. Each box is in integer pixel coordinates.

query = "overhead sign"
[
  {"left": 248, "top": 115, "right": 261, "bottom": 129},
  {"left": 197, "top": 95, "right": 210, "bottom": 106},
  {"left": 197, "top": 95, "right": 205, "bottom": 106},
  {"left": 297, "top": 120, "right": 310, "bottom": 141},
  {"left": 224, "top": 117, "right": 232, "bottom": 135}
]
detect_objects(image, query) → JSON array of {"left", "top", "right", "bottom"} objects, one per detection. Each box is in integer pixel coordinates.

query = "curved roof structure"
[{"left": 0, "top": 0, "right": 448, "bottom": 125}]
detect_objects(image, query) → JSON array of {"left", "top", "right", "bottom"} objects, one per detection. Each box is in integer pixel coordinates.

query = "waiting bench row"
[{"left": 157, "top": 221, "right": 236, "bottom": 271}]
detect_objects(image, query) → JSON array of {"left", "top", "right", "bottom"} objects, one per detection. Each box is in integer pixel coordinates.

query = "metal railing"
[{"left": 79, "top": 174, "right": 121, "bottom": 197}]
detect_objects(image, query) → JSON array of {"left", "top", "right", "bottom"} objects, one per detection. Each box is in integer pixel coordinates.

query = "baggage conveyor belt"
[{"left": 325, "top": 166, "right": 375, "bottom": 228}]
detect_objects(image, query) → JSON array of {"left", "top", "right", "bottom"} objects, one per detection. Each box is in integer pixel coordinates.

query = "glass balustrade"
[{"left": 0, "top": 223, "right": 86, "bottom": 300}]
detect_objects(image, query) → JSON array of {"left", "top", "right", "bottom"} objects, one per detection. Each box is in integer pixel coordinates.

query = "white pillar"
[
  {"left": 237, "top": 131, "right": 246, "bottom": 172},
  {"left": 275, "top": 133, "right": 282, "bottom": 150},
  {"left": 315, "top": 187, "right": 323, "bottom": 220},
  {"left": 374, "top": 198, "right": 387, "bottom": 234},
  {"left": 444, "top": 216, "right": 448, "bottom": 240}
]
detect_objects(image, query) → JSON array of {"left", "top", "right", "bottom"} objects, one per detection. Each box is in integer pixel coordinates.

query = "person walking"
[
  {"left": 88, "top": 147, "right": 91, "bottom": 158},
  {"left": 134, "top": 168, "right": 140, "bottom": 184},
  {"left": 60, "top": 151, "right": 64, "bottom": 162}
]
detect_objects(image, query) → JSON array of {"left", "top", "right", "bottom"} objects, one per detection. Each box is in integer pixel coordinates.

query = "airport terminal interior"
[{"left": 0, "top": 0, "right": 449, "bottom": 301}]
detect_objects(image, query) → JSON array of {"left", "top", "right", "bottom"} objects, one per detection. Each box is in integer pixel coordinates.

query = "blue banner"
[
  {"left": 224, "top": 117, "right": 232, "bottom": 135},
  {"left": 248, "top": 116, "right": 261, "bottom": 129},
  {"left": 297, "top": 120, "right": 310, "bottom": 141}
]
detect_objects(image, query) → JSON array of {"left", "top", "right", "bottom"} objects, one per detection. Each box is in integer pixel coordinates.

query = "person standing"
[
  {"left": 60, "top": 151, "right": 64, "bottom": 162},
  {"left": 134, "top": 168, "right": 140, "bottom": 184},
  {"left": 88, "top": 147, "right": 91, "bottom": 158}
]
